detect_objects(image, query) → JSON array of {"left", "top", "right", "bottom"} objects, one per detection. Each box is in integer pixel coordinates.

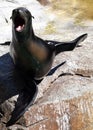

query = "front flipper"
[
  {"left": 0, "top": 41, "right": 11, "bottom": 45},
  {"left": 46, "top": 33, "right": 88, "bottom": 55},
  {"left": 6, "top": 80, "right": 38, "bottom": 127}
]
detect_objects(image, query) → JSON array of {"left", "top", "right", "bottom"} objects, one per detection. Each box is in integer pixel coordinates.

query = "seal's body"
[
  {"left": 6, "top": 7, "right": 87, "bottom": 126},
  {"left": 10, "top": 7, "right": 87, "bottom": 80},
  {"left": 10, "top": 35, "right": 55, "bottom": 80},
  {"left": 10, "top": 7, "right": 56, "bottom": 80}
]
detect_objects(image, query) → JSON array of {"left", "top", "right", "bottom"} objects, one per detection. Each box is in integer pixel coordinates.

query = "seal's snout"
[{"left": 13, "top": 8, "right": 19, "bottom": 15}]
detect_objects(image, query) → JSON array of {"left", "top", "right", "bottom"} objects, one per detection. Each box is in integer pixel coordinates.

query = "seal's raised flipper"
[
  {"left": 6, "top": 80, "right": 38, "bottom": 127},
  {"left": 46, "top": 33, "right": 88, "bottom": 55}
]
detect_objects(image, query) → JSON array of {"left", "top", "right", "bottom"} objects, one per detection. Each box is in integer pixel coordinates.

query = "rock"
[
  {"left": 1, "top": 36, "right": 92, "bottom": 130},
  {"left": 37, "top": 0, "right": 50, "bottom": 5},
  {"left": 14, "top": 39, "right": 93, "bottom": 130}
]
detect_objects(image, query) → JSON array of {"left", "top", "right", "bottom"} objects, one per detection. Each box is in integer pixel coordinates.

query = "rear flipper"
[
  {"left": 6, "top": 80, "right": 38, "bottom": 127},
  {"left": 46, "top": 33, "right": 88, "bottom": 55}
]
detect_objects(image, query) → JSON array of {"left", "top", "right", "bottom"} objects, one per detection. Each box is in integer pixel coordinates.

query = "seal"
[{"left": 5, "top": 7, "right": 87, "bottom": 126}]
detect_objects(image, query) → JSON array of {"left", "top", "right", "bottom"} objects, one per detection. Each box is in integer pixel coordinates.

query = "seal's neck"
[{"left": 12, "top": 24, "right": 35, "bottom": 43}]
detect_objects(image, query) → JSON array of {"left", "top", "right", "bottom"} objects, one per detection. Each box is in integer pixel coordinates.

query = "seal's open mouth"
[{"left": 14, "top": 15, "right": 25, "bottom": 32}]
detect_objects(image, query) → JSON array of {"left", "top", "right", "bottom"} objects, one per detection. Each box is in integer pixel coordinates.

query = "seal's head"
[{"left": 11, "top": 7, "right": 34, "bottom": 41}]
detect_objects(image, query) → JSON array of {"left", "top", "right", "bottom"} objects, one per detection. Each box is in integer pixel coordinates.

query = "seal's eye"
[{"left": 14, "top": 16, "right": 25, "bottom": 32}]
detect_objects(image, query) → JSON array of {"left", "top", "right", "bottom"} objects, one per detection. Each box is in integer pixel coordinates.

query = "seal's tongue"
[{"left": 16, "top": 25, "right": 24, "bottom": 32}]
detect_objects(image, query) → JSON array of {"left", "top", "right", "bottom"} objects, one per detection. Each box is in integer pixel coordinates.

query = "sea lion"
[{"left": 5, "top": 7, "right": 87, "bottom": 126}]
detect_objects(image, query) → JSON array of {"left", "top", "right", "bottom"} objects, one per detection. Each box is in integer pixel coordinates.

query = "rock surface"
[{"left": 0, "top": 0, "right": 93, "bottom": 130}]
